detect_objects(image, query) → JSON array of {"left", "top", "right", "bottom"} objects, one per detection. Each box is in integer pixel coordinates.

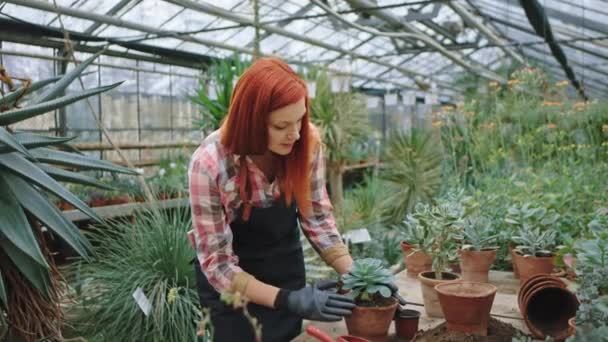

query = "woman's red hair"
[{"left": 220, "top": 57, "right": 317, "bottom": 220}]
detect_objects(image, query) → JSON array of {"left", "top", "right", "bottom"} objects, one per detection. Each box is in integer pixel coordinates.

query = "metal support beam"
[
  {"left": 5, "top": 0, "right": 436, "bottom": 87},
  {"left": 343, "top": 0, "right": 505, "bottom": 82},
  {"left": 83, "top": 0, "right": 134, "bottom": 35},
  {"left": 164, "top": 0, "right": 440, "bottom": 85},
  {"left": 245, "top": 2, "right": 315, "bottom": 48},
  {"left": 448, "top": 1, "right": 525, "bottom": 64}
]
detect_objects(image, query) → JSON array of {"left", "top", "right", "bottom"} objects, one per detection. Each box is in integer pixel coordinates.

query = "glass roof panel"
[{"left": 1, "top": 4, "right": 56, "bottom": 25}]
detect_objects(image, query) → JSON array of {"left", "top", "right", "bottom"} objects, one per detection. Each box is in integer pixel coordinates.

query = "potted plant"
[
  {"left": 415, "top": 203, "right": 463, "bottom": 318},
  {"left": 458, "top": 216, "right": 499, "bottom": 283},
  {"left": 394, "top": 307, "right": 421, "bottom": 340},
  {"left": 395, "top": 208, "right": 433, "bottom": 278},
  {"left": 511, "top": 228, "right": 558, "bottom": 283},
  {"left": 341, "top": 258, "right": 399, "bottom": 341}
]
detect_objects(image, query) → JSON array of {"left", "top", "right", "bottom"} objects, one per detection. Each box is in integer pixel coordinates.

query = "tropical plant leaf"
[
  {"left": 0, "top": 153, "right": 102, "bottom": 223},
  {"left": 0, "top": 127, "right": 33, "bottom": 157},
  {"left": 30, "top": 50, "right": 103, "bottom": 105},
  {"left": 0, "top": 269, "right": 6, "bottom": 308},
  {"left": 38, "top": 164, "right": 114, "bottom": 190},
  {"left": 0, "top": 233, "right": 51, "bottom": 297},
  {"left": 0, "top": 82, "right": 122, "bottom": 126},
  {"left": 0, "top": 174, "right": 48, "bottom": 267},
  {"left": 29, "top": 147, "right": 137, "bottom": 175},
  {"left": 0, "top": 75, "right": 61, "bottom": 107},
  {"left": 12, "top": 131, "right": 77, "bottom": 148},
  {"left": 1, "top": 170, "right": 93, "bottom": 259}
]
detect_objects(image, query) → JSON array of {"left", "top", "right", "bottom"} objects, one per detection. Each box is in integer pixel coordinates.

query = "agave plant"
[
  {"left": 0, "top": 51, "right": 135, "bottom": 340},
  {"left": 380, "top": 128, "right": 443, "bottom": 224},
  {"left": 191, "top": 53, "right": 251, "bottom": 134},
  {"left": 65, "top": 208, "right": 201, "bottom": 341}
]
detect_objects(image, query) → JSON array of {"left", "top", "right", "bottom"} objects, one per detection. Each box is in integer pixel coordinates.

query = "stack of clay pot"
[{"left": 517, "top": 274, "right": 579, "bottom": 340}]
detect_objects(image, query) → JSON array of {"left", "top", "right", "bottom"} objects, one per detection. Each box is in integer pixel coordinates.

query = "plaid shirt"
[{"left": 188, "top": 130, "right": 342, "bottom": 292}]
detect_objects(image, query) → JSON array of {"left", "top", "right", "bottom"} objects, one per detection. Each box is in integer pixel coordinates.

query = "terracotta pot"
[
  {"left": 401, "top": 242, "right": 432, "bottom": 278},
  {"left": 344, "top": 298, "right": 398, "bottom": 341},
  {"left": 567, "top": 317, "right": 576, "bottom": 338},
  {"left": 435, "top": 281, "right": 497, "bottom": 336},
  {"left": 514, "top": 253, "right": 556, "bottom": 284},
  {"left": 394, "top": 309, "right": 420, "bottom": 340},
  {"left": 510, "top": 246, "right": 520, "bottom": 278},
  {"left": 106, "top": 195, "right": 131, "bottom": 205},
  {"left": 459, "top": 249, "right": 497, "bottom": 283},
  {"left": 418, "top": 271, "right": 460, "bottom": 318},
  {"left": 89, "top": 197, "right": 107, "bottom": 207},
  {"left": 518, "top": 275, "right": 579, "bottom": 340},
  {"left": 306, "top": 325, "right": 370, "bottom": 342}
]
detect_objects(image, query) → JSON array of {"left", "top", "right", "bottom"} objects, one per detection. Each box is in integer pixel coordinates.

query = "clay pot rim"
[
  {"left": 418, "top": 271, "right": 460, "bottom": 281},
  {"left": 434, "top": 281, "right": 497, "bottom": 298},
  {"left": 515, "top": 252, "right": 555, "bottom": 259},
  {"left": 459, "top": 247, "right": 499, "bottom": 252},
  {"left": 395, "top": 309, "right": 421, "bottom": 319},
  {"left": 520, "top": 279, "right": 566, "bottom": 314},
  {"left": 354, "top": 297, "right": 398, "bottom": 311}
]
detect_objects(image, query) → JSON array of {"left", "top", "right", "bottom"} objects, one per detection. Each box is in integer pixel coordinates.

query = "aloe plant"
[
  {"left": 0, "top": 52, "right": 135, "bottom": 341},
  {"left": 512, "top": 228, "right": 557, "bottom": 257},
  {"left": 191, "top": 53, "right": 250, "bottom": 134},
  {"left": 460, "top": 216, "right": 499, "bottom": 251}
]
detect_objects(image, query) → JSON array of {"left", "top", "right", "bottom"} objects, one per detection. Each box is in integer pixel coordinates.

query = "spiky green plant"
[
  {"left": 0, "top": 51, "right": 134, "bottom": 341},
  {"left": 191, "top": 53, "right": 251, "bottom": 133},
  {"left": 65, "top": 208, "right": 201, "bottom": 341},
  {"left": 380, "top": 128, "right": 443, "bottom": 223}
]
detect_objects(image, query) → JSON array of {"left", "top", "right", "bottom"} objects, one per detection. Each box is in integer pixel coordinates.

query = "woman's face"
[{"left": 267, "top": 97, "right": 306, "bottom": 156}]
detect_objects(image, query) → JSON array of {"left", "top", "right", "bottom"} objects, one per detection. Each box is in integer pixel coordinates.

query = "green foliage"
[
  {"left": 65, "top": 209, "right": 201, "bottom": 341},
  {"left": 380, "top": 129, "right": 443, "bottom": 223},
  {"left": 337, "top": 175, "right": 387, "bottom": 232},
  {"left": 512, "top": 228, "right": 557, "bottom": 257},
  {"left": 342, "top": 258, "right": 394, "bottom": 304},
  {"left": 460, "top": 216, "right": 499, "bottom": 251},
  {"left": 309, "top": 69, "right": 371, "bottom": 166},
  {"left": 191, "top": 53, "right": 251, "bottom": 133},
  {"left": 0, "top": 53, "right": 134, "bottom": 339}
]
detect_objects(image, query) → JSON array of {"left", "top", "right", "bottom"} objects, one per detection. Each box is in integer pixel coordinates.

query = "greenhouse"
[{"left": 0, "top": 0, "right": 607, "bottom": 341}]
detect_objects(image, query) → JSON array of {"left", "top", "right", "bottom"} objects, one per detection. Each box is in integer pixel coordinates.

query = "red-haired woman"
[{"left": 188, "top": 57, "right": 399, "bottom": 341}]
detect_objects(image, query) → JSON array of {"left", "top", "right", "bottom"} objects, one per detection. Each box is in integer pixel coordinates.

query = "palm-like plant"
[
  {"left": 191, "top": 53, "right": 250, "bottom": 134},
  {"left": 0, "top": 52, "right": 135, "bottom": 340},
  {"left": 65, "top": 208, "right": 201, "bottom": 341},
  {"left": 380, "top": 128, "right": 443, "bottom": 223},
  {"left": 309, "top": 69, "right": 370, "bottom": 208}
]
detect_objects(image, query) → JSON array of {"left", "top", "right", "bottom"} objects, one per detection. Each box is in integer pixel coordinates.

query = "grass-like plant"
[{"left": 65, "top": 208, "right": 201, "bottom": 341}]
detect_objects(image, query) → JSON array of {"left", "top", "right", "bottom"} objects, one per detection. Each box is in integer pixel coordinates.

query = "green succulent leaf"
[
  {"left": 0, "top": 153, "right": 102, "bottom": 223},
  {"left": 30, "top": 50, "right": 104, "bottom": 105},
  {"left": 12, "top": 131, "right": 77, "bottom": 148},
  {"left": 1, "top": 170, "right": 93, "bottom": 259},
  {"left": 0, "top": 127, "right": 33, "bottom": 157},
  {"left": 38, "top": 164, "right": 114, "bottom": 190},
  {"left": 0, "top": 174, "right": 48, "bottom": 268},
  {"left": 0, "top": 82, "right": 122, "bottom": 126},
  {"left": 0, "top": 269, "right": 6, "bottom": 308},
  {"left": 0, "top": 75, "right": 61, "bottom": 107},
  {"left": 0, "top": 233, "right": 51, "bottom": 297},
  {"left": 29, "top": 147, "right": 137, "bottom": 175}
]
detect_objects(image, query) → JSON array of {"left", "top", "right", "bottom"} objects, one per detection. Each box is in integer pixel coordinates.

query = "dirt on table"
[{"left": 412, "top": 317, "right": 528, "bottom": 342}]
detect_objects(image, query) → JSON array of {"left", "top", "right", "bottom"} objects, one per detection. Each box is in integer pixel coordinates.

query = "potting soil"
[{"left": 412, "top": 317, "right": 528, "bottom": 342}]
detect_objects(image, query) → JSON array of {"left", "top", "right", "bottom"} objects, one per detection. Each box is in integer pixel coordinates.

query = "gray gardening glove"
[
  {"left": 383, "top": 281, "right": 407, "bottom": 306},
  {"left": 275, "top": 280, "right": 355, "bottom": 322}
]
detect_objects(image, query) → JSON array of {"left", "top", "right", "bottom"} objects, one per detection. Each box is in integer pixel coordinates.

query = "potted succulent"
[
  {"left": 341, "top": 258, "right": 399, "bottom": 341},
  {"left": 396, "top": 209, "right": 433, "bottom": 277},
  {"left": 414, "top": 203, "right": 463, "bottom": 318},
  {"left": 511, "top": 228, "right": 558, "bottom": 283},
  {"left": 458, "top": 216, "right": 499, "bottom": 283}
]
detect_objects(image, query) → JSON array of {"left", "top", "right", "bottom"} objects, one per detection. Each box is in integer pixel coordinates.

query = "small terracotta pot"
[
  {"left": 401, "top": 242, "right": 432, "bottom": 278},
  {"left": 418, "top": 271, "right": 460, "bottom": 318},
  {"left": 435, "top": 281, "right": 497, "bottom": 336},
  {"left": 514, "top": 253, "right": 556, "bottom": 284},
  {"left": 106, "top": 194, "right": 131, "bottom": 205},
  {"left": 344, "top": 298, "right": 398, "bottom": 341},
  {"left": 394, "top": 309, "right": 421, "bottom": 340},
  {"left": 459, "top": 249, "right": 497, "bottom": 283},
  {"left": 518, "top": 275, "right": 579, "bottom": 340},
  {"left": 567, "top": 317, "right": 576, "bottom": 338}
]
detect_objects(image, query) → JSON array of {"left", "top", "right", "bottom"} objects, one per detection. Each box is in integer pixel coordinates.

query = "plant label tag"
[
  {"left": 345, "top": 228, "right": 372, "bottom": 244},
  {"left": 132, "top": 287, "right": 152, "bottom": 316}
]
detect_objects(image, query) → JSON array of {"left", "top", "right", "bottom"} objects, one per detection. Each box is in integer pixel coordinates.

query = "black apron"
[{"left": 194, "top": 198, "right": 306, "bottom": 342}]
